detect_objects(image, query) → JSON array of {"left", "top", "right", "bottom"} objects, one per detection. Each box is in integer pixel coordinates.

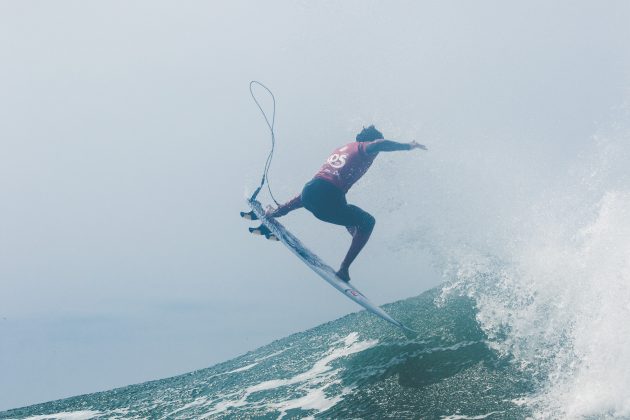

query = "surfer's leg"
[
  {"left": 301, "top": 179, "right": 374, "bottom": 280},
  {"left": 336, "top": 206, "right": 375, "bottom": 281}
]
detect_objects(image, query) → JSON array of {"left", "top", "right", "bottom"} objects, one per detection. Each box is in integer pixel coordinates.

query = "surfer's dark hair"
[{"left": 356, "top": 125, "right": 384, "bottom": 142}]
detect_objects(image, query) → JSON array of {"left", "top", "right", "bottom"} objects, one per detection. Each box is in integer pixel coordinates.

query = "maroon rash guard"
[{"left": 272, "top": 140, "right": 385, "bottom": 217}]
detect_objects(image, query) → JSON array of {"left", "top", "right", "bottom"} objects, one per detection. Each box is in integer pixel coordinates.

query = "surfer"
[{"left": 267, "top": 125, "right": 426, "bottom": 282}]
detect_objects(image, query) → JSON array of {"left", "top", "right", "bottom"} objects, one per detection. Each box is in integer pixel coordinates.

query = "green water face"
[{"left": 1, "top": 289, "right": 535, "bottom": 419}]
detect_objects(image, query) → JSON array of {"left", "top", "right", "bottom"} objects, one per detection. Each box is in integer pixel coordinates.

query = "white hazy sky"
[{"left": 1, "top": 0, "right": 629, "bottom": 411}]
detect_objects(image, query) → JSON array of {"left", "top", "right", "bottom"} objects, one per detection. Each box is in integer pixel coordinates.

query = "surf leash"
[{"left": 249, "top": 80, "right": 280, "bottom": 206}]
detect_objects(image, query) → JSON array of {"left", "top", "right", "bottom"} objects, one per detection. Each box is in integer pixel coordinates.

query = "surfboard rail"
[{"left": 247, "top": 199, "right": 417, "bottom": 336}]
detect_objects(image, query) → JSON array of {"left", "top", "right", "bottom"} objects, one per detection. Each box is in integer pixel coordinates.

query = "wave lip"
[{"left": 441, "top": 187, "right": 630, "bottom": 418}]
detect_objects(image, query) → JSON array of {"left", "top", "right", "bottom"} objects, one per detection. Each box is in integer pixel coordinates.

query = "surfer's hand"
[{"left": 409, "top": 141, "right": 427, "bottom": 150}]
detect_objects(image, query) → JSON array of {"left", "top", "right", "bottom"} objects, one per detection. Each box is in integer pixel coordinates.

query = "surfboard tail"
[{"left": 400, "top": 325, "right": 419, "bottom": 339}]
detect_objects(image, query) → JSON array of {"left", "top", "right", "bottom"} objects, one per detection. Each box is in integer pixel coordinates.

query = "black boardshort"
[{"left": 301, "top": 178, "right": 375, "bottom": 231}]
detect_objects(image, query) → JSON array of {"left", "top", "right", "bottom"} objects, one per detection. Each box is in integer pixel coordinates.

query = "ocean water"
[{"left": 0, "top": 289, "right": 534, "bottom": 419}]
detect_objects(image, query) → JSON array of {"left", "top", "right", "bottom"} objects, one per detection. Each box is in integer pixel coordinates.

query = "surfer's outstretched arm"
[
  {"left": 267, "top": 195, "right": 303, "bottom": 218},
  {"left": 366, "top": 140, "right": 427, "bottom": 154}
]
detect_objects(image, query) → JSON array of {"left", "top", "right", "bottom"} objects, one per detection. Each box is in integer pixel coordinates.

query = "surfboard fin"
[
  {"left": 249, "top": 224, "right": 279, "bottom": 241},
  {"left": 240, "top": 210, "right": 259, "bottom": 221}
]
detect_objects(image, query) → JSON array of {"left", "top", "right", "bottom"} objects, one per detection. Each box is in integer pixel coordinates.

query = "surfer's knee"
[
  {"left": 359, "top": 212, "right": 375, "bottom": 233},
  {"left": 367, "top": 213, "right": 375, "bottom": 231}
]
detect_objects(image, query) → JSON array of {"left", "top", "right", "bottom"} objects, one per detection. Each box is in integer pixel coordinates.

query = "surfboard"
[{"left": 245, "top": 198, "right": 417, "bottom": 336}]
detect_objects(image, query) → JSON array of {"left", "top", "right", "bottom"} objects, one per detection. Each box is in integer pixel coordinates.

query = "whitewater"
[{"left": 3, "top": 113, "right": 630, "bottom": 419}]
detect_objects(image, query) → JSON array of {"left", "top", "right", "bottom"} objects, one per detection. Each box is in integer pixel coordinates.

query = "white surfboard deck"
[{"left": 248, "top": 199, "right": 417, "bottom": 336}]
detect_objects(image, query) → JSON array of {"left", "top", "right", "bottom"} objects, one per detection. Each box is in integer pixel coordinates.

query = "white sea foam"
[
  {"left": 532, "top": 191, "right": 630, "bottom": 418},
  {"left": 207, "top": 361, "right": 258, "bottom": 380},
  {"left": 200, "top": 332, "right": 377, "bottom": 418},
  {"left": 19, "top": 411, "right": 102, "bottom": 420},
  {"left": 440, "top": 412, "right": 503, "bottom": 420},
  {"left": 158, "top": 397, "right": 209, "bottom": 419},
  {"left": 439, "top": 122, "right": 630, "bottom": 418},
  {"left": 254, "top": 348, "right": 289, "bottom": 362}
]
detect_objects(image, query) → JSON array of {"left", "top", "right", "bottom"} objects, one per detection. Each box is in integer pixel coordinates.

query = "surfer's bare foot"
[{"left": 336, "top": 266, "right": 350, "bottom": 282}]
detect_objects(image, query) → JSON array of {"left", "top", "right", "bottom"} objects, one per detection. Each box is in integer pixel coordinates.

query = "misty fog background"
[{"left": 1, "top": 0, "right": 628, "bottom": 411}]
